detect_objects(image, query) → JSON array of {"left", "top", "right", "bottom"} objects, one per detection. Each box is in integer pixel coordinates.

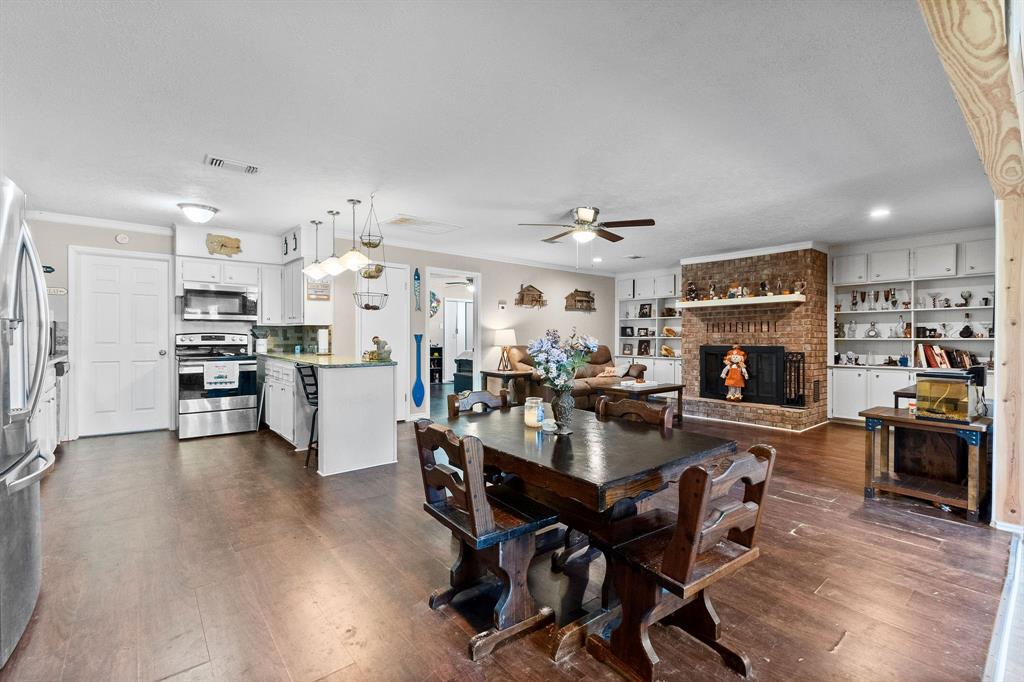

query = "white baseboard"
[{"left": 984, "top": 533, "right": 1022, "bottom": 681}]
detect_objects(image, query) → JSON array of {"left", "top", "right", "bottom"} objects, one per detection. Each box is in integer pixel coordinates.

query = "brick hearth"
[{"left": 680, "top": 248, "right": 828, "bottom": 430}]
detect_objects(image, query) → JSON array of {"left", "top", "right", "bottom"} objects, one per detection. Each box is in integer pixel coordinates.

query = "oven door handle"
[{"left": 178, "top": 361, "right": 257, "bottom": 374}]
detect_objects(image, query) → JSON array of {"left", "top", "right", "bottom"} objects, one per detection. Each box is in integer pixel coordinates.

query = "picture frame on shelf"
[
  {"left": 620, "top": 326, "right": 635, "bottom": 337},
  {"left": 638, "top": 303, "right": 652, "bottom": 318},
  {"left": 637, "top": 327, "right": 650, "bottom": 337},
  {"left": 622, "top": 343, "right": 634, "bottom": 356},
  {"left": 638, "top": 339, "right": 651, "bottom": 356}
]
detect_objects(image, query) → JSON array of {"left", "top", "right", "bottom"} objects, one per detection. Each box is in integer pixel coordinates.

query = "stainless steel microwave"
[{"left": 182, "top": 282, "right": 259, "bottom": 321}]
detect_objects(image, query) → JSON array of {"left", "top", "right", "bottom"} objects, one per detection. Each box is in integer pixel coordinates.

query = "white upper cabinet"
[
  {"left": 868, "top": 249, "right": 910, "bottom": 282},
  {"left": 653, "top": 274, "right": 677, "bottom": 298},
  {"left": 179, "top": 258, "right": 221, "bottom": 283},
  {"left": 633, "top": 276, "right": 656, "bottom": 299},
  {"left": 222, "top": 262, "right": 259, "bottom": 286},
  {"left": 616, "top": 278, "right": 634, "bottom": 300},
  {"left": 832, "top": 254, "right": 868, "bottom": 284},
  {"left": 259, "top": 264, "right": 283, "bottom": 325},
  {"left": 964, "top": 239, "right": 995, "bottom": 275},
  {"left": 913, "top": 243, "right": 957, "bottom": 278}
]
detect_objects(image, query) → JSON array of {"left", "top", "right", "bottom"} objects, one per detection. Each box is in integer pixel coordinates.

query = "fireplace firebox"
[{"left": 700, "top": 345, "right": 805, "bottom": 406}]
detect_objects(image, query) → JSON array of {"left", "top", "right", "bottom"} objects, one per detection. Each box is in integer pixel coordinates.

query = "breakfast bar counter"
[{"left": 259, "top": 353, "right": 398, "bottom": 476}]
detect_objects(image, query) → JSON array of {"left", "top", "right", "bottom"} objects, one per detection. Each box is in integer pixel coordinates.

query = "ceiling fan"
[
  {"left": 518, "top": 206, "right": 655, "bottom": 244},
  {"left": 444, "top": 276, "right": 475, "bottom": 292}
]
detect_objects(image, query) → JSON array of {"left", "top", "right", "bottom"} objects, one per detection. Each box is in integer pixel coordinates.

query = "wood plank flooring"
[{"left": 0, "top": 419, "right": 1011, "bottom": 681}]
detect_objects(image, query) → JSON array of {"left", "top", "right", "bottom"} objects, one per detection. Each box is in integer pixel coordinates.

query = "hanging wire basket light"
[{"left": 359, "top": 193, "right": 384, "bottom": 249}]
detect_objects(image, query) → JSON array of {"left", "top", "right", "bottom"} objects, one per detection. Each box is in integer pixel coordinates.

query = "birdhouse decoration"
[
  {"left": 515, "top": 284, "right": 547, "bottom": 308},
  {"left": 564, "top": 288, "right": 596, "bottom": 312}
]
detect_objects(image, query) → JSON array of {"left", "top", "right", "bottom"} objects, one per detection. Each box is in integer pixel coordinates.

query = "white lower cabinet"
[
  {"left": 645, "top": 358, "right": 681, "bottom": 386},
  {"left": 262, "top": 359, "right": 312, "bottom": 448},
  {"left": 830, "top": 368, "right": 915, "bottom": 419}
]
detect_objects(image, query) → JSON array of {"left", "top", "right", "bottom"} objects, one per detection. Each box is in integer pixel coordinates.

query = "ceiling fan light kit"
[
  {"left": 572, "top": 229, "right": 596, "bottom": 244},
  {"left": 519, "top": 205, "right": 655, "bottom": 245}
]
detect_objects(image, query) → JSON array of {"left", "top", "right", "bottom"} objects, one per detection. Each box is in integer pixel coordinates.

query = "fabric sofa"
[{"left": 507, "top": 344, "right": 647, "bottom": 410}]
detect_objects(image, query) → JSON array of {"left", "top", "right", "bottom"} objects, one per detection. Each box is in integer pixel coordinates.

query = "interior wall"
[
  {"left": 28, "top": 219, "right": 172, "bottom": 322},
  {"left": 333, "top": 242, "right": 615, "bottom": 389}
]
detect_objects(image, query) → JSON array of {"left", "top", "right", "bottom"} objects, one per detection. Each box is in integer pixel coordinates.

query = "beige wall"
[
  {"left": 333, "top": 243, "right": 615, "bottom": 393},
  {"left": 28, "top": 219, "right": 172, "bottom": 321}
]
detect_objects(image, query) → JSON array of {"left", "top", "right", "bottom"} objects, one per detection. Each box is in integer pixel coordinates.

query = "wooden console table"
[
  {"left": 859, "top": 407, "right": 991, "bottom": 522},
  {"left": 479, "top": 369, "right": 534, "bottom": 405}
]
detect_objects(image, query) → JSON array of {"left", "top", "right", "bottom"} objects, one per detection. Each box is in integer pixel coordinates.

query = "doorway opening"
[{"left": 421, "top": 268, "right": 481, "bottom": 419}]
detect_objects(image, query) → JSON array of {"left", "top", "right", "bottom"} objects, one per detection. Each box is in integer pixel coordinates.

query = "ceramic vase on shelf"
[{"left": 551, "top": 389, "right": 575, "bottom": 435}]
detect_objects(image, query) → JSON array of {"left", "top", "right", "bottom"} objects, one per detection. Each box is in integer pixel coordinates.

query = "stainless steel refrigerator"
[{"left": 0, "top": 177, "right": 54, "bottom": 667}]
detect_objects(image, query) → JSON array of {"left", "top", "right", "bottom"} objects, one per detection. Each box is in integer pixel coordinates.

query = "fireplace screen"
[{"left": 700, "top": 346, "right": 805, "bottom": 407}]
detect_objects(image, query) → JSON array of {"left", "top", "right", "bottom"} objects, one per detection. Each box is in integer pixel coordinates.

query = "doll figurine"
[{"left": 720, "top": 345, "right": 749, "bottom": 401}]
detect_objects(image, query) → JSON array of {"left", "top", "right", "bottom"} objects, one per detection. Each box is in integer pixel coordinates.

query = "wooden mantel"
[
  {"left": 919, "top": 0, "right": 1024, "bottom": 529},
  {"left": 675, "top": 293, "right": 806, "bottom": 309}
]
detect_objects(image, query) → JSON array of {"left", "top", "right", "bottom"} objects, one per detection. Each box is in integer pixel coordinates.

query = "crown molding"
[
  {"left": 679, "top": 241, "right": 827, "bottom": 265},
  {"left": 26, "top": 210, "right": 173, "bottom": 236}
]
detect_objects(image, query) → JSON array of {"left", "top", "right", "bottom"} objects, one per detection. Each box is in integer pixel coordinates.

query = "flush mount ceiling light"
[
  {"left": 177, "top": 203, "right": 219, "bottom": 224},
  {"left": 572, "top": 229, "right": 597, "bottom": 244},
  {"left": 869, "top": 207, "right": 891, "bottom": 219},
  {"left": 302, "top": 219, "right": 326, "bottom": 280}
]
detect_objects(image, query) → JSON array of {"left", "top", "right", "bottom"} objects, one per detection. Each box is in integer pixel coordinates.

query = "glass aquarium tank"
[{"left": 915, "top": 373, "right": 978, "bottom": 424}]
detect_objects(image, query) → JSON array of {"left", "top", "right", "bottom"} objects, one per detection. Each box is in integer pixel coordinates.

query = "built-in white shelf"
[
  {"left": 675, "top": 293, "right": 805, "bottom": 309},
  {"left": 619, "top": 316, "right": 681, "bottom": 321},
  {"left": 834, "top": 337, "right": 912, "bottom": 342},
  {"left": 912, "top": 337, "right": 993, "bottom": 342},
  {"left": 913, "top": 305, "right": 994, "bottom": 312},
  {"left": 834, "top": 309, "right": 911, "bottom": 315}
]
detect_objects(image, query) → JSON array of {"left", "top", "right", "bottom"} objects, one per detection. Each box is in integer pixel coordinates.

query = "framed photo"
[
  {"left": 622, "top": 343, "right": 634, "bottom": 356},
  {"left": 638, "top": 340, "right": 651, "bottom": 356},
  {"left": 637, "top": 327, "right": 649, "bottom": 337},
  {"left": 638, "top": 303, "right": 652, "bottom": 318},
  {"left": 620, "top": 326, "right": 634, "bottom": 337}
]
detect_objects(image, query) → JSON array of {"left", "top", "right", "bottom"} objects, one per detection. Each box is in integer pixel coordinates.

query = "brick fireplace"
[{"left": 679, "top": 248, "right": 828, "bottom": 430}]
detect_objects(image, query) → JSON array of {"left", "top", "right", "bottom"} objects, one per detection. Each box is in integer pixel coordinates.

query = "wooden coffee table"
[
  {"left": 601, "top": 381, "right": 684, "bottom": 425},
  {"left": 479, "top": 369, "right": 535, "bottom": 405}
]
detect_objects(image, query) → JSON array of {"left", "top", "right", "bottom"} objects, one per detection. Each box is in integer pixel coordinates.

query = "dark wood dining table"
[{"left": 444, "top": 406, "right": 737, "bottom": 659}]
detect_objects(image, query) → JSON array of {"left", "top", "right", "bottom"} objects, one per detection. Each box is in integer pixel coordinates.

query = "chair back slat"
[
  {"left": 295, "top": 365, "right": 318, "bottom": 404},
  {"left": 447, "top": 389, "right": 508, "bottom": 419},
  {"left": 414, "top": 419, "right": 495, "bottom": 537},
  {"left": 661, "top": 444, "right": 776, "bottom": 584},
  {"left": 595, "top": 396, "right": 673, "bottom": 429}
]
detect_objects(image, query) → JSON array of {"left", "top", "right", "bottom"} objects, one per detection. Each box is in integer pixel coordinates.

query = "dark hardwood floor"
[{"left": 1, "top": 418, "right": 1011, "bottom": 681}]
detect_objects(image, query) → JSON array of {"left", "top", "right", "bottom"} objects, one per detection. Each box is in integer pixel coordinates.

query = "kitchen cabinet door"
[
  {"left": 868, "top": 249, "right": 910, "bottom": 282},
  {"left": 654, "top": 274, "right": 676, "bottom": 298},
  {"left": 282, "top": 261, "right": 298, "bottom": 323},
  {"left": 832, "top": 254, "right": 867, "bottom": 285},
  {"left": 633, "top": 276, "right": 655, "bottom": 299},
  {"left": 830, "top": 368, "right": 866, "bottom": 420},
  {"left": 913, "top": 243, "right": 957, "bottom": 278},
  {"left": 179, "top": 258, "right": 221, "bottom": 283},
  {"left": 278, "top": 382, "right": 295, "bottom": 443},
  {"left": 964, "top": 239, "right": 995, "bottom": 275},
  {"left": 263, "top": 378, "right": 278, "bottom": 432},
  {"left": 259, "top": 265, "right": 283, "bottom": 324},
  {"left": 868, "top": 370, "right": 914, "bottom": 410},
  {"left": 616, "top": 278, "right": 634, "bottom": 300},
  {"left": 222, "top": 262, "right": 259, "bottom": 286}
]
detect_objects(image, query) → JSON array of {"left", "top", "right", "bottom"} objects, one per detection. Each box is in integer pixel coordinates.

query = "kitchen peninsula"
[{"left": 260, "top": 352, "right": 397, "bottom": 476}]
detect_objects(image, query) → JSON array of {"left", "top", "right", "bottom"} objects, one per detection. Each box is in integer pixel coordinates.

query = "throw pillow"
[
  {"left": 614, "top": 362, "right": 632, "bottom": 376},
  {"left": 597, "top": 367, "right": 618, "bottom": 378}
]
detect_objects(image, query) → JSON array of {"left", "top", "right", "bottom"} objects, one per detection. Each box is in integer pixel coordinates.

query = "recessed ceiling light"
[
  {"left": 177, "top": 203, "right": 219, "bottom": 224},
  {"left": 869, "top": 207, "right": 891, "bottom": 219},
  {"left": 592, "top": 256, "right": 603, "bottom": 263}
]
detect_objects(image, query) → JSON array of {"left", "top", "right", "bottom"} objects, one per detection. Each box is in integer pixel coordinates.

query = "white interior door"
[
  {"left": 355, "top": 264, "right": 410, "bottom": 421},
  {"left": 75, "top": 252, "right": 171, "bottom": 435},
  {"left": 443, "top": 299, "right": 472, "bottom": 382}
]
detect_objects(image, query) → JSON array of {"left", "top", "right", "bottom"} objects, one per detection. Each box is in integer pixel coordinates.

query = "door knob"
[{"left": 158, "top": 349, "right": 167, "bottom": 356}]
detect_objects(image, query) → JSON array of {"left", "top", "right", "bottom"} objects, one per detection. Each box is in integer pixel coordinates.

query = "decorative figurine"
[
  {"left": 834, "top": 303, "right": 842, "bottom": 313},
  {"left": 720, "top": 345, "right": 749, "bottom": 401},
  {"left": 845, "top": 350, "right": 857, "bottom": 366},
  {"left": 851, "top": 290, "right": 859, "bottom": 310},
  {"left": 371, "top": 335, "right": 392, "bottom": 362},
  {"left": 942, "top": 297, "right": 951, "bottom": 308},
  {"left": 958, "top": 313, "right": 975, "bottom": 338},
  {"left": 686, "top": 281, "right": 699, "bottom": 301},
  {"left": 708, "top": 281, "right": 717, "bottom": 300},
  {"left": 889, "top": 288, "right": 899, "bottom": 309},
  {"left": 793, "top": 280, "right": 807, "bottom": 295},
  {"left": 847, "top": 320, "right": 857, "bottom": 338},
  {"left": 835, "top": 318, "right": 845, "bottom": 338},
  {"left": 865, "top": 321, "right": 880, "bottom": 338},
  {"left": 902, "top": 301, "right": 911, "bottom": 310},
  {"left": 759, "top": 280, "right": 770, "bottom": 296},
  {"left": 727, "top": 282, "right": 742, "bottom": 299},
  {"left": 959, "top": 290, "right": 973, "bottom": 307}
]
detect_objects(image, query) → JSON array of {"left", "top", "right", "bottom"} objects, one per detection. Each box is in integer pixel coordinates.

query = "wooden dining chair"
[
  {"left": 447, "top": 389, "right": 508, "bottom": 419},
  {"left": 550, "top": 396, "right": 675, "bottom": 573},
  {"left": 587, "top": 444, "right": 777, "bottom": 681},
  {"left": 414, "top": 419, "right": 556, "bottom": 660},
  {"left": 595, "top": 396, "right": 674, "bottom": 430}
]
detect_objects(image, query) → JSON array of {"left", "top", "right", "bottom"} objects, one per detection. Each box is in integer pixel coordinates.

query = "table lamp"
[{"left": 494, "top": 329, "right": 517, "bottom": 371}]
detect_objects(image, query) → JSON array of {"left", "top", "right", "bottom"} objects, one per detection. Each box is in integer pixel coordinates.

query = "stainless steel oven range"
[{"left": 176, "top": 333, "right": 257, "bottom": 439}]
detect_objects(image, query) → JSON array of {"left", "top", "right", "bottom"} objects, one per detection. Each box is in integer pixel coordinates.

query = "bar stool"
[{"left": 296, "top": 365, "right": 318, "bottom": 468}]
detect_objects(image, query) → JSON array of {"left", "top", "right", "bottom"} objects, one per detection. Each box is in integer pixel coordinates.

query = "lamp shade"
[{"left": 493, "top": 329, "right": 517, "bottom": 347}]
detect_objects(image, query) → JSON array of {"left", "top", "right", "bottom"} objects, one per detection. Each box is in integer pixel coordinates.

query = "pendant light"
[
  {"left": 301, "top": 220, "right": 326, "bottom": 280},
  {"left": 320, "top": 210, "right": 345, "bottom": 276},
  {"left": 338, "top": 198, "right": 370, "bottom": 272}
]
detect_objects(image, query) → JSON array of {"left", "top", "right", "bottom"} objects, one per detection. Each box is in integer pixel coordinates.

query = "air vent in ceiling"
[
  {"left": 204, "top": 154, "right": 260, "bottom": 175},
  {"left": 624, "top": 254, "right": 645, "bottom": 260},
  {"left": 382, "top": 214, "right": 463, "bottom": 235}
]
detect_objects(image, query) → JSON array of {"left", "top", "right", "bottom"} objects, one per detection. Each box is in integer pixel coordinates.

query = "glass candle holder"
[{"left": 524, "top": 397, "right": 544, "bottom": 428}]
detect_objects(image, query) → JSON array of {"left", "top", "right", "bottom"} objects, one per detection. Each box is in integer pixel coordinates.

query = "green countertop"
[{"left": 258, "top": 352, "right": 397, "bottom": 369}]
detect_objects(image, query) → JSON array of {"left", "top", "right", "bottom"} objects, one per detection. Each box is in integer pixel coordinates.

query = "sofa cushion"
[{"left": 584, "top": 376, "right": 623, "bottom": 390}]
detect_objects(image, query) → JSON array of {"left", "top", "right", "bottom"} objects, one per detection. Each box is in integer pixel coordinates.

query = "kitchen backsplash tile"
[{"left": 253, "top": 325, "right": 330, "bottom": 353}]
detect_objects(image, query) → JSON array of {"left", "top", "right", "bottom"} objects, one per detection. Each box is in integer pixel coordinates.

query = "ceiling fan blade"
[
  {"left": 543, "top": 230, "right": 575, "bottom": 243},
  {"left": 519, "top": 223, "right": 573, "bottom": 228},
  {"left": 599, "top": 219, "right": 655, "bottom": 228},
  {"left": 595, "top": 228, "right": 624, "bottom": 242}
]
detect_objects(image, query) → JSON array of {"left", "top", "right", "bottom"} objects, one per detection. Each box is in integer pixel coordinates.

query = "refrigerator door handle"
[
  {"left": 3, "top": 447, "right": 55, "bottom": 494},
  {"left": 15, "top": 224, "right": 49, "bottom": 423}
]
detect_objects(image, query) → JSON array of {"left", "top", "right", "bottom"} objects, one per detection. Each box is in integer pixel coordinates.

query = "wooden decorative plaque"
[{"left": 206, "top": 233, "right": 242, "bottom": 257}]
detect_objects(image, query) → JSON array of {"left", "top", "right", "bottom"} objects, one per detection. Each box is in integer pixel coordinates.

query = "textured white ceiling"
[{"left": 0, "top": 0, "right": 994, "bottom": 272}]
